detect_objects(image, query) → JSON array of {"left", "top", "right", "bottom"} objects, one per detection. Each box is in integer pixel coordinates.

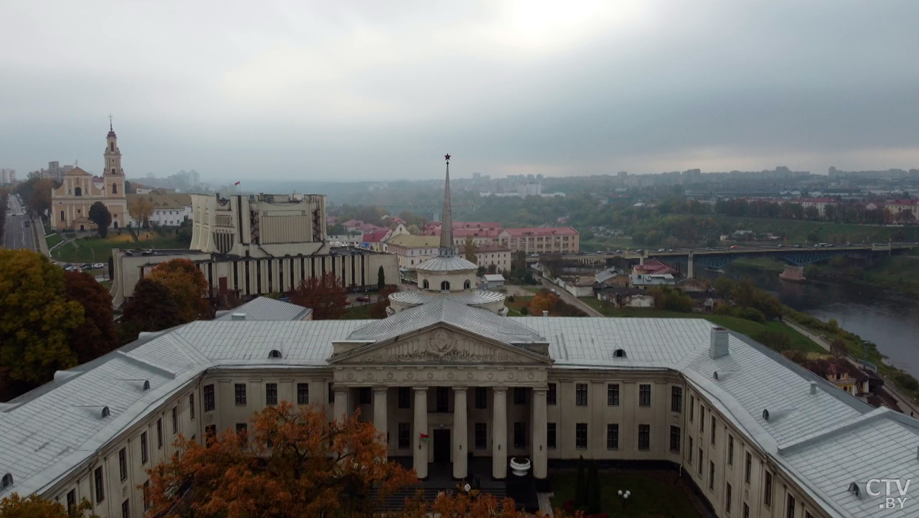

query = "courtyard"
[{"left": 550, "top": 469, "right": 708, "bottom": 518}]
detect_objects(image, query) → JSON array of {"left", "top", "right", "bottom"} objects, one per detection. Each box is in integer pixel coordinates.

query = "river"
[{"left": 700, "top": 265, "right": 919, "bottom": 379}]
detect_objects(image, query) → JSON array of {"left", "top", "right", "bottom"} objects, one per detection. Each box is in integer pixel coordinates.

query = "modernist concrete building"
[
  {"left": 51, "top": 123, "right": 128, "bottom": 231},
  {"left": 110, "top": 192, "right": 397, "bottom": 307},
  {"left": 1, "top": 158, "right": 917, "bottom": 518}
]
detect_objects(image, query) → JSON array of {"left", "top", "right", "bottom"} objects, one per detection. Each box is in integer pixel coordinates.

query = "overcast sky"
[{"left": 1, "top": 0, "right": 918, "bottom": 182}]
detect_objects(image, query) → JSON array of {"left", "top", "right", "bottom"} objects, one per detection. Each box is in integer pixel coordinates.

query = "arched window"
[
  {"left": 1, "top": 473, "right": 12, "bottom": 489},
  {"left": 113, "top": 221, "right": 118, "bottom": 228},
  {"left": 110, "top": 142, "right": 114, "bottom": 152},
  {"left": 268, "top": 350, "right": 282, "bottom": 359},
  {"left": 111, "top": 168, "right": 116, "bottom": 174},
  {"left": 74, "top": 187, "right": 82, "bottom": 196},
  {"left": 422, "top": 279, "right": 429, "bottom": 289},
  {"left": 464, "top": 280, "right": 471, "bottom": 289},
  {"left": 79, "top": 225, "right": 85, "bottom": 231},
  {"left": 60, "top": 210, "right": 65, "bottom": 222},
  {"left": 112, "top": 183, "right": 118, "bottom": 194},
  {"left": 440, "top": 280, "right": 450, "bottom": 291}
]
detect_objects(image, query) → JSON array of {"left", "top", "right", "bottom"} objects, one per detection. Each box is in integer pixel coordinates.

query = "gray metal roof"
[
  {"left": 1, "top": 308, "right": 918, "bottom": 517},
  {"left": 347, "top": 298, "right": 542, "bottom": 345},
  {"left": 215, "top": 297, "right": 312, "bottom": 321},
  {"left": 414, "top": 255, "right": 478, "bottom": 272}
]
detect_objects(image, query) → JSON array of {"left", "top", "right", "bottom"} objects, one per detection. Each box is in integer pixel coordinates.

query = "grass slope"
[{"left": 52, "top": 233, "right": 186, "bottom": 263}]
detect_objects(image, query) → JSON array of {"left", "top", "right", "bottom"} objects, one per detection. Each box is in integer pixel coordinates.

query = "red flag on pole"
[{"left": 234, "top": 181, "right": 241, "bottom": 186}]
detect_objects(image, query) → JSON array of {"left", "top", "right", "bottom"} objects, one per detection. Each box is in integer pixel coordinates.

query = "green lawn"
[
  {"left": 52, "top": 234, "right": 186, "bottom": 263},
  {"left": 551, "top": 471, "right": 703, "bottom": 518},
  {"left": 339, "top": 304, "right": 376, "bottom": 320},
  {"left": 579, "top": 297, "right": 823, "bottom": 354},
  {"left": 45, "top": 233, "right": 63, "bottom": 249}
]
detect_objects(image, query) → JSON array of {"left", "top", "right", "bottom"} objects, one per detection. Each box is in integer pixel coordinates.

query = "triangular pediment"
[{"left": 329, "top": 323, "right": 552, "bottom": 365}]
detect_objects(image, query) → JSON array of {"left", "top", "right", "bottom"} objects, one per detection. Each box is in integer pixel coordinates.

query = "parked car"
[
  {"left": 356, "top": 295, "right": 371, "bottom": 303},
  {"left": 81, "top": 263, "right": 93, "bottom": 270},
  {"left": 93, "top": 263, "right": 105, "bottom": 269},
  {"left": 730, "top": 245, "right": 738, "bottom": 250}
]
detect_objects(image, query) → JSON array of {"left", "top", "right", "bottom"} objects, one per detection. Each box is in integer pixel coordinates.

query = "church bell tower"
[{"left": 103, "top": 117, "right": 125, "bottom": 198}]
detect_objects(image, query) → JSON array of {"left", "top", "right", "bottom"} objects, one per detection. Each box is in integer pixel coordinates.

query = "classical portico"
[{"left": 328, "top": 305, "right": 552, "bottom": 480}]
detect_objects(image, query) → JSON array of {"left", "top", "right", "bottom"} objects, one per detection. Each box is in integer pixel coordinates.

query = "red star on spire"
[{"left": 444, "top": 154, "right": 451, "bottom": 161}]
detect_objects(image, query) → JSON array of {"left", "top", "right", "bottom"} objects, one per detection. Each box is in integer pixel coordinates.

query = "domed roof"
[
  {"left": 415, "top": 255, "right": 478, "bottom": 272},
  {"left": 390, "top": 289, "right": 505, "bottom": 307}
]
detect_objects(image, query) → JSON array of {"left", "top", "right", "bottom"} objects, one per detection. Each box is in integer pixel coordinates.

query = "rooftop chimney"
[
  {"left": 709, "top": 327, "right": 729, "bottom": 359},
  {"left": 542, "top": 310, "right": 549, "bottom": 317},
  {"left": 231, "top": 313, "right": 246, "bottom": 321},
  {"left": 810, "top": 382, "right": 817, "bottom": 395}
]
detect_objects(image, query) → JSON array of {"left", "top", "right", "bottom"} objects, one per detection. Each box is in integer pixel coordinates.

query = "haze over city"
[{"left": 2, "top": 0, "right": 919, "bottom": 181}]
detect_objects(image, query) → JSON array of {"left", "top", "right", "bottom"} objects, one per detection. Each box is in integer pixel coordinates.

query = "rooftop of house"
[{"left": 214, "top": 297, "right": 311, "bottom": 322}]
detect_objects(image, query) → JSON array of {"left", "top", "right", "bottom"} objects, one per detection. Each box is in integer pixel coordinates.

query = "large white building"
[{"left": 1, "top": 157, "right": 917, "bottom": 518}]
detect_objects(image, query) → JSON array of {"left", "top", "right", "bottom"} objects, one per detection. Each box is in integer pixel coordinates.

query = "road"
[
  {"left": 538, "top": 277, "right": 603, "bottom": 317},
  {"left": 2, "top": 194, "right": 37, "bottom": 252}
]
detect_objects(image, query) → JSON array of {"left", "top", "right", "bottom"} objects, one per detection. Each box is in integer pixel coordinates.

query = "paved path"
[
  {"left": 538, "top": 278, "right": 604, "bottom": 317},
  {"left": 784, "top": 319, "right": 919, "bottom": 416}
]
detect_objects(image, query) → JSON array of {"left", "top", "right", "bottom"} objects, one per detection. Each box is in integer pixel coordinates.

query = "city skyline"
[{"left": 1, "top": 1, "right": 918, "bottom": 181}]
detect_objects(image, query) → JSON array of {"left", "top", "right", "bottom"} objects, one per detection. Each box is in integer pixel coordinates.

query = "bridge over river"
[{"left": 527, "top": 243, "right": 916, "bottom": 280}]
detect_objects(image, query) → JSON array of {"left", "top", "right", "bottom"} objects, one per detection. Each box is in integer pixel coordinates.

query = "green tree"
[
  {"left": 0, "top": 250, "right": 84, "bottom": 397},
  {"left": 88, "top": 202, "right": 112, "bottom": 237},
  {"left": 63, "top": 271, "right": 117, "bottom": 364},
  {"left": 120, "top": 278, "right": 185, "bottom": 342},
  {"left": 377, "top": 265, "right": 386, "bottom": 290},
  {"left": 806, "top": 230, "right": 820, "bottom": 243},
  {"left": 713, "top": 276, "right": 735, "bottom": 298}
]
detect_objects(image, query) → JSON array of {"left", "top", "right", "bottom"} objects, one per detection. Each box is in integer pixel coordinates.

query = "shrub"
[
  {"left": 741, "top": 307, "right": 766, "bottom": 323},
  {"left": 507, "top": 295, "right": 515, "bottom": 302},
  {"left": 520, "top": 306, "right": 529, "bottom": 315},
  {"left": 754, "top": 330, "right": 792, "bottom": 352}
]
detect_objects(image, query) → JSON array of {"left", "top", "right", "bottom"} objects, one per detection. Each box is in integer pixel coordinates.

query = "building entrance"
[{"left": 433, "top": 429, "right": 450, "bottom": 463}]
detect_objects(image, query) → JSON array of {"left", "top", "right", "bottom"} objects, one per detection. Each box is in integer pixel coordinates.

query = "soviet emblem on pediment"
[{"left": 428, "top": 329, "right": 456, "bottom": 355}]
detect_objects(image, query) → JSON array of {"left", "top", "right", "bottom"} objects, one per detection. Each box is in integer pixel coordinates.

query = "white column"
[
  {"left": 492, "top": 387, "right": 507, "bottom": 479},
  {"left": 333, "top": 387, "right": 350, "bottom": 421},
  {"left": 373, "top": 387, "right": 388, "bottom": 447},
  {"left": 453, "top": 387, "right": 468, "bottom": 479},
  {"left": 532, "top": 388, "right": 548, "bottom": 479},
  {"left": 413, "top": 387, "right": 428, "bottom": 479}
]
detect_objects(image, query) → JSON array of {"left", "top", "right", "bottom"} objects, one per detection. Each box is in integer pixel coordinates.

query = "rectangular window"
[
  {"left": 143, "top": 481, "right": 150, "bottom": 511},
  {"left": 575, "top": 423, "right": 587, "bottom": 449},
  {"left": 745, "top": 452, "right": 752, "bottom": 484},
  {"left": 514, "top": 422, "right": 527, "bottom": 448},
  {"left": 67, "top": 490, "right": 76, "bottom": 516},
  {"left": 743, "top": 503, "right": 750, "bottom": 518},
  {"left": 189, "top": 393, "right": 195, "bottom": 420},
  {"left": 329, "top": 383, "right": 334, "bottom": 404},
  {"left": 156, "top": 419, "right": 163, "bottom": 448},
  {"left": 266, "top": 383, "right": 278, "bottom": 405},
  {"left": 726, "top": 483, "right": 733, "bottom": 515},
  {"left": 698, "top": 449, "right": 704, "bottom": 475},
  {"left": 688, "top": 436, "right": 693, "bottom": 464},
  {"left": 121, "top": 499, "right": 130, "bottom": 518},
  {"left": 690, "top": 395, "right": 695, "bottom": 422},
  {"left": 358, "top": 387, "right": 371, "bottom": 405},
  {"left": 671, "top": 386, "right": 682, "bottom": 413},
  {"left": 235, "top": 384, "right": 247, "bottom": 405},
  {"left": 764, "top": 471, "right": 773, "bottom": 506},
  {"left": 398, "top": 423, "right": 410, "bottom": 449},
  {"left": 398, "top": 387, "right": 411, "bottom": 409},
  {"left": 475, "top": 387, "right": 487, "bottom": 409},
  {"left": 297, "top": 383, "right": 309, "bottom": 404},
  {"left": 436, "top": 387, "right": 449, "bottom": 412},
  {"left": 700, "top": 406, "right": 705, "bottom": 433},
  {"left": 786, "top": 495, "right": 796, "bottom": 518},
  {"left": 711, "top": 416, "right": 716, "bottom": 445},
  {"left": 94, "top": 466, "right": 105, "bottom": 503},
  {"left": 172, "top": 407, "right": 178, "bottom": 434},
  {"left": 204, "top": 384, "right": 215, "bottom": 411},
  {"left": 709, "top": 461, "right": 715, "bottom": 490},
  {"left": 670, "top": 426, "right": 681, "bottom": 453},
  {"left": 547, "top": 423, "right": 556, "bottom": 449},
  {"left": 728, "top": 435, "right": 734, "bottom": 465},
  {"left": 205, "top": 425, "right": 216, "bottom": 442},
  {"left": 607, "top": 383, "right": 620, "bottom": 406},
  {"left": 118, "top": 448, "right": 127, "bottom": 481},
  {"left": 638, "top": 424, "right": 650, "bottom": 450},
  {"left": 475, "top": 423, "right": 487, "bottom": 450},
  {"left": 639, "top": 384, "right": 651, "bottom": 406},
  {"left": 141, "top": 432, "right": 148, "bottom": 463},
  {"left": 514, "top": 387, "right": 526, "bottom": 405},
  {"left": 575, "top": 384, "right": 588, "bottom": 406},
  {"left": 607, "top": 424, "right": 619, "bottom": 450},
  {"left": 236, "top": 423, "right": 248, "bottom": 446},
  {"left": 547, "top": 383, "right": 557, "bottom": 405}
]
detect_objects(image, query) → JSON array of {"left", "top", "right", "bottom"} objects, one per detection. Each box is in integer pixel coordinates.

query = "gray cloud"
[{"left": 1, "top": 0, "right": 917, "bottom": 182}]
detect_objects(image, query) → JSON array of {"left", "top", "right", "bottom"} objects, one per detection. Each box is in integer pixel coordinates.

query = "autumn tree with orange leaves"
[
  {"left": 145, "top": 402, "right": 417, "bottom": 518},
  {"left": 289, "top": 272, "right": 348, "bottom": 320},
  {"left": 145, "top": 258, "right": 212, "bottom": 322}
]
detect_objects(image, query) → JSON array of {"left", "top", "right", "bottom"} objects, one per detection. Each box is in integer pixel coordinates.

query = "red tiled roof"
[{"left": 362, "top": 230, "right": 389, "bottom": 242}]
